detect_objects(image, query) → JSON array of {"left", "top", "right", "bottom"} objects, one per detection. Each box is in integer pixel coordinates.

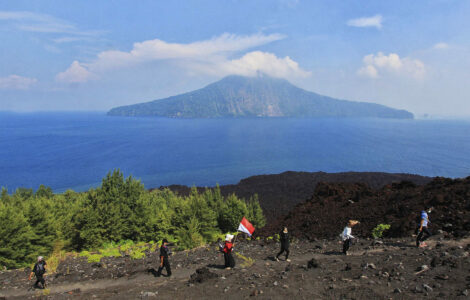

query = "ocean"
[{"left": 1, "top": 112, "right": 469, "bottom": 193}]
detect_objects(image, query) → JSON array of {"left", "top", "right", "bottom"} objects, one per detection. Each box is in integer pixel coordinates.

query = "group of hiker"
[{"left": 28, "top": 207, "right": 433, "bottom": 289}]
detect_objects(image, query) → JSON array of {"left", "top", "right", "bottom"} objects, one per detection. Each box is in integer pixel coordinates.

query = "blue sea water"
[{"left": 0, "top": 112, "right": 469, "bottom": 193}]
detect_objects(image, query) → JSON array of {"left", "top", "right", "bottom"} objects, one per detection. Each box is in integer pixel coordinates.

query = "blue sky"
[{"left": 0, "top": 0, "right": 469, "bottom": 116}]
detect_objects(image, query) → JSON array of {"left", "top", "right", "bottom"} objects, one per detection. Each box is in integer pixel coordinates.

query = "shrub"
[
  {"left": 87, "top": 254, "right": 103, "bottom": 263},
  {"left": 119, "top": 240, "right": 135, "bottom": 253},
  {"left": 130, "top": 249, "right": 145, "bottom": 260},
  {"left": 99, "top": 248, "right": 121, "bottom": 258},
  {"left": 234, "top": 252, "right": 254, "bottom": 268},
  {"left": 46, "top": 241, "right": 68, "bottom": 273},
  {"left": 372, "top": 224, "right": 391, "bottom": 239},
  {"left": 79, "top": 251, "right": 91, "bottom": 257}
]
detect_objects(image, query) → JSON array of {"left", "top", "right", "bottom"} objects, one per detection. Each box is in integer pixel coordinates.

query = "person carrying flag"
[
  {"left": 221, "top": 217, "right": 256, "bottom": 269},
  {"left": 223, "top": 234, "right": 236, "bottom": 269}
]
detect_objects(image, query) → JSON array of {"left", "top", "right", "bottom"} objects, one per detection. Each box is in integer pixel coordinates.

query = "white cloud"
[
  {"left": 347, "top": 15, "right": 383, "bottom": 29},
  {"left": 0, "top": 11, "right": 102, "bottom": 37},
  {"left": 0, "top": 75, "right": 37, "bottom": 90},
  {"left": 89, "top": 33, "right": 285, "bottom": 72},
  {"left": 357, "top": 65, "right": 378, "bottom": 78},
  {"left": 433, "top": 42, "right": 449, "bottom": 50},
  {"left": 57, "top": 33, "right": 309, "bottom": 82},
  {"left": 217, "top": 51, "right": 310, "bottom": 78},
  {"left": 357, "top": 52, "right": 425, "bottom": 79},
  {"left": 53, "top": 36, "right": 93, "bottom": 44},
  {"left": 55, "top": 61, "right": 95, "bottom": 83}
]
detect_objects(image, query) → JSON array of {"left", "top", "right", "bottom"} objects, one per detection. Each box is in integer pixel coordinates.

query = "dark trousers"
[
  {"left": 276, "top": 244, "right": 290, "bottom": 259},
  {"left": 224, "top": 252, "right": 235, "bottom": 268},
  {"left": 34, "top": 275, "right": 45, "bottom": 288},
  {"left": 416, "top": 227, "right": 431, "bottom": 246},
  {"left": 157, "top": 257, "right": 171, "bottom": 276},
  {"left": 343, "top": 238, "right": 352, "bottom": 254}
]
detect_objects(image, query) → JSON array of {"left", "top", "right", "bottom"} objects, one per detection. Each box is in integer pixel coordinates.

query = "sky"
[{"left": 0, "top": 0, "right": 469, "bottom": 117}]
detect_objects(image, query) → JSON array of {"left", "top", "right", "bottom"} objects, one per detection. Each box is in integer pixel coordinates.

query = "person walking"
[
  {"left": 416, "top": 207, "right": 433, "bottom": 248},
  {"left": 156, "top": 239, "right": 172, "bottom": 277},
  {"left": 223, "top": 234, "right": 236, "bottom": 269},
  {"left": 275, "top": 227, "right": 290, "bottom": 262},
  {"left": 29, "top": 256, "right": 47, "bottom": 289},
  {"left": 342, "top": 220, "right": 359, "bottom": 255}
]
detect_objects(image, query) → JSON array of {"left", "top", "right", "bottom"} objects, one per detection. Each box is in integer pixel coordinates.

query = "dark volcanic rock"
[
  {"left": 307, "top": 258, "right": 320, "bottom": 269},
  {"left": 189, "top": 267, "right": 219, "bottom": 284},
  {"left": 259, "top": 176, "right": 470, "bottom": 239}
]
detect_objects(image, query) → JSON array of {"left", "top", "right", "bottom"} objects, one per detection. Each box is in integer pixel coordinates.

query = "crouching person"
[
  {"left": 29, "top": 256, "right": 47, "bottom": 289},
  {"left": 156, "top": 239, "right": 172, "bottom": 277},
  {"left": 223, "top": 234, "right": 236, "bottom": 269},
  {"left": 342, "top": 220, "right": 359, "bottom": 255}
]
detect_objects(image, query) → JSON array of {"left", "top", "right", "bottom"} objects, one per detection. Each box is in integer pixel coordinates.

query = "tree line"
[{"left": 0, "top": 170, "right": 266, "bottom": 269}]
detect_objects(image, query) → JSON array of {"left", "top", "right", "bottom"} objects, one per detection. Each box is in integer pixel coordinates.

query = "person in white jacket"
[{"left": 342, "top": 220, "right": 359, "bottom": 255}]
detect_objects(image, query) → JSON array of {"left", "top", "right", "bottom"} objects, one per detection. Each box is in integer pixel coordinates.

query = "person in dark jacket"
[
  {"left": 276, "top": 227, "right": 291, "bottom": 262},
  {"left": 28, "top": 256, "right": 47, "bottom": 289},
  {"left": 223, "top": 234, "right": 236, "bottom": 269},
  {"left": 156, "top": 239, "right": 172, "bottom": 277}
]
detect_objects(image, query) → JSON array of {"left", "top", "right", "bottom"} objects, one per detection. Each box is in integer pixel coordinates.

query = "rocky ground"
[
  {"left": 1, "top": 235, "right": 469, "bottom": 299},
  {"left": 260, "top": 177, "right": 470, "bottom": 240}
]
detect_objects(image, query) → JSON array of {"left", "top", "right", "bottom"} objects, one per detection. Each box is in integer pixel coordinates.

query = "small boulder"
[
  {"left": 423, "top": 284, "right": 433, "bottom": 292},
  {"left": 189, "top": 267, "right": 219, "bottom": 284},
  {"left": 307, "top": 258, "right": 319, "bottom": 269}
]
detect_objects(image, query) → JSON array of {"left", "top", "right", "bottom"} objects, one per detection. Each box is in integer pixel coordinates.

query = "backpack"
[{"left": 35, "top": 262, "right": 45, "bottom": 276}]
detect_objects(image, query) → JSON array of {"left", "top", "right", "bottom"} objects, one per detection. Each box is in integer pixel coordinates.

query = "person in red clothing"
[{"left": 223, "top": 234, "right": 236, "bottom": 269}]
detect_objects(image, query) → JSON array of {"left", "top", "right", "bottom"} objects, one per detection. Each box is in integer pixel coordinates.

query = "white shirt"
[
  {"left": 342, "top": 226, "right": 354, "bottom": 241},
  {"left": 421, "top": 211, "right": 429, "bottom": 227}
]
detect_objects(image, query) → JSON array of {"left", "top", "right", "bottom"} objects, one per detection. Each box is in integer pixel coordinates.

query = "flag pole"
[{"left": 233, "top": 230, "right": 239, "bottom": 245}]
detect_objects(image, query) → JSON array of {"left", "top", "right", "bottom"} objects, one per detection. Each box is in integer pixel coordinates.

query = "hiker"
[
  {"left": 156, "top": 239, "right": 172, "bottom": 277},
  {"left": 275, "top": 227, "right": 291, "bottom": 262},
  {"left": 416, "top": 207, "right": 433, "bottom": 248},
  {"left": 223, "top": 234, "right": 236, "bottom": 269},
  {"left": 29, "top": 256, "right": 47, "bottom": 289},
  {"left": 342, "top": 220, "right": 359, "bottom": 255}
]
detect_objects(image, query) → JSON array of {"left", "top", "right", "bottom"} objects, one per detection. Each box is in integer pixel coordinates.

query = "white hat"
[
  {"left": 225, "top": 234, "right": 234, "bottom": 241},
  {"left": 38, "top": 256, "right": 43, "bottom": 262}
]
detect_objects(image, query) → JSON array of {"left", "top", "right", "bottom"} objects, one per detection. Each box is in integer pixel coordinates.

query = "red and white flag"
[{"left": 238, "top": 217, "right": 255, "bottom": 236}]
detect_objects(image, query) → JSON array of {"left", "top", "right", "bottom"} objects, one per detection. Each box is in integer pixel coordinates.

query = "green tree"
[
  {"left": 218, "top": 194, "right": 248, "bottom": 232},
  {"left": 35, "top": 184, "right": 53, "bottom": 198},
  {"left": 1, "top": 187, "right": 10, "bottom": 204},
  {"left": 187, "top": 188, "right": 219, "bottom": 241},
  {"left": 247, "top": 195, "right": 266, "bottom": 229},
  {"left": 0, "top": 202, "right": 36, "bottom": 269},
  {"left": 22, "top": 197, "right": 57, "bottom": 256},
  {"left": 175, "top": 217, "right": 204, "bottom": 249}
]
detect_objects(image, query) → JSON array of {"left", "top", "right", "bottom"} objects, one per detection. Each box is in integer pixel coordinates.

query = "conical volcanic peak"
[{"left": 108, "top": 75, "right": 413, "bottom": 119}]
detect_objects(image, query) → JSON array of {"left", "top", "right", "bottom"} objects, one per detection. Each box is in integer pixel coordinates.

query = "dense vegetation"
[
  {"left": 0, "top": 170, "right": 265, "bottom": 269},
  {"left": 108, "top": 75, "right": 413, "bottom": 119}
]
